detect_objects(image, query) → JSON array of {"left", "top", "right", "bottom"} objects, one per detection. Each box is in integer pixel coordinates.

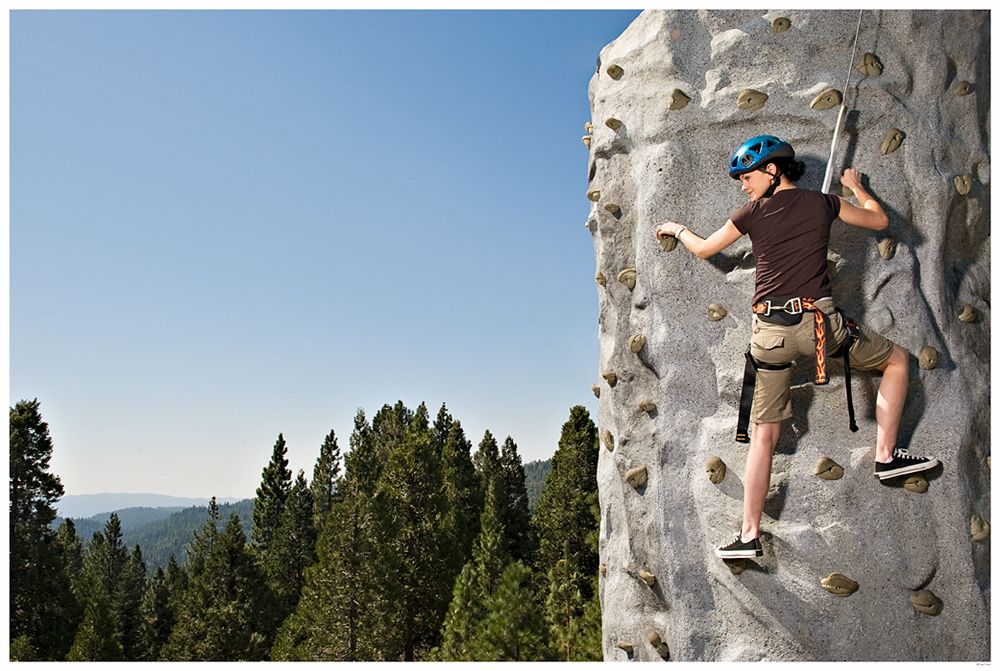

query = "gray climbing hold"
[
  {"left": 604, "top": 203, "right": 622, "bottom": 217},
  {"left": 582, "top": 135, "right": 592, "bottom": 149},
  {"left": 954, "top": 80, "right": 972, "bottom": 96},
  {"left": 625, "top": 465, "right": 648, "bottom": 489},
  {"left": 737, "top": 88, "right": 768, "bottom": 111},
  {"left": 971, "top": 514, "right": 990, "bottom": 542},
  {"left": 639, "top": 400, "right": 657, "bottom": 413},
  {"left": 605, "top": 117, "right": 623, "bottom": 131},
  {"left": 959, "top": 304, "right": 977, "bottom": 324},
  {"left": 639, "top": 570, "right": 656, "bottom": 587},
  {"left": 602, "top": 371, "right": 618, "bottom": 387},
  {"left": 706, "top": 456, "right": 726, "bottom": 484},
  {"left": 707, "top": 304, "right": 727, "bottom": 321},
  {"left": 904, "top": 474, "right": 929, "bottom": 494},
  {"left": 606, "top": 64, "right": 624, "bottom": 80},
  {"left": 603, "top": 429, "right": 615, "bottom": 452},
  {"left": 591, "top": 384, "right": 601, "bottom": 398},
  {"left": 821, "top": 573, "right": 859, "bottom": 597},
  {"left": 648, "top": 632, "right": 670, "bottom": 660},
  {"left": 616, "top": 642, "right": 634, "bottom": 655},
  {"left": 772, "top": 17, "right": 791, "bottom": 33},
  {"left": 618, "top": 268, "right": 637, "bottom": 291},
  {"left": 810, "top": 88, "right": 843, "bottom": 111},
  {"left": 880, "top": 128, "right": 905, "bottom": 155},
  {"left": 910, "top": 589, "right": 943, "bottom": 616},
  {"left": 918, "top": 346, "right": 939, "bottom": 370},
  {"left": 629, "top": 334, "right": 646, "bottom": 353},
  {"left": 877, "top": 237, "right": 897, "bottom": 260},
  {"left": 857, "top": 52, "right": 883, "bottom": 77},
  {"left": 596, "top": 271, "right": 607, "bottom": 287},
  {"left": 659, "top": 234, "right": 678, "bottom": 252},
  {"left": 814, "top": 457, "right": 844, "bottom": 481},
  {"left": 668, "top": 88, "right": 691, "bottom": 110},
  {"left": 954, "top": 174, "right": 972, "bottom": 195},
  {"left": 587, "top": 188, "right": 600, "bottom": 202}
]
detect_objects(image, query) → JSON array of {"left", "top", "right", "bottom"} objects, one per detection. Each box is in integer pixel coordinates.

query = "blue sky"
[{"left": 9, "top": 9, "right": 642, "bottom": 499}]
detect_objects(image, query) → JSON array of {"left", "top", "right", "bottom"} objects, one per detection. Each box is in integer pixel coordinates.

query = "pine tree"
[
  {"left": 310, "top": 429, "right": 342, "bottom": 529},
  {"left": 438, "top": 417, "right": 481, "bottom": 580},
  {"left": 473, "top": 429, "right": 501, "bottom": 495},
  {"left": 475, "top": 562, "right": 547, "bottom": 661},
  {"left": 267, "top": 470, "right": 317, "bottom": 620},
  {"left": 252, "top": 433, "right": 292, "bottom": 554},
  {"left": 435, "top": 563, "right": 483, "bottom": 661},
  {"left": 498, "top": 436, "right": 535, "bottom": 562},
  {"left": 545, "top": 542, "right": 591, "bottom": 660},
  {"left": 138, "top": 567, "right": 174, "bottom": 661},
  {"left": 66, "top": 590, "right": 124, "bottom": 661}
]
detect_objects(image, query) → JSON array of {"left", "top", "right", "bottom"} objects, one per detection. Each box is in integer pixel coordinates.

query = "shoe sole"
[
  {"left": 715, "top": 549, "right": 764, "bottom": 559},
  {"left": 875, "top": 458, "right": 939, "bottom": 480}
]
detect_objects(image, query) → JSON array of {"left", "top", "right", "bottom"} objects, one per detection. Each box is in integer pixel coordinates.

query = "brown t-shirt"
[{"left": 730, "top": 188, "right": 842, "bottom": 305}]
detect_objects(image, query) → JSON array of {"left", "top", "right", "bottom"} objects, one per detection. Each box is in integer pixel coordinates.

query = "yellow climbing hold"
[
  {"left": 602, "top": 429, "right": 615, "bottom": 452},
  {"left": 910, "top": 589, "right": 943, "bottom": 616},
  {"left": 618, "top": 268, "right": 637, "bottom": 291},
  {"left": 604, "top": 203, "right": 622, "bottom": 217},
  {"left": 877, "top": 237, "right": 897, "bottom": 260},
  {"left": 903, "top": 474, "right": 929, "bottom": 493},
  {"left": 810, "top": 88, "right": 843, "bottom": 111},
  {"left": 587, "top": 188, "right": 600, "bottom": 203},
  {"left": 821, "top": 573, "right": 858, "bottom": 597},
  {"left": 958, "top": 304, "right": 977, "bottom": 323},
  {"left": 918, "top": 346, "right": 939, "bottom": 370},
  {"left": 706, "top": 456, "right": 726, "bottom": 484},
  {"left": 954, "top": 80, "right": 972, "bottom": 96},
  {"left": 737, "top": 89, "right": 768, "bottom": 112},
  {"left": 605, "top": 117, "right": 623, "bottom": 131},
  {"left": 629, "top": 334, "right": 646, "bottom": 354},
  {"left": 668, "top": 89, "right": 691, "bottom": 110},
  {"left": 880, "top": 128, "right": 905, "bottom": 155},
  {"left": 954, "top": 174, "right": 972, "bottom": 195},
  {"left": 584, "top": 121, "right": 593, "bottom": 134},
  {"left": 582, "top": 135, "right": 592, "bottom": 149},
  {"left": 602, "top": 371, "right": 618, "bottom": 387},
  {"left": 625, "top": 465, "right": 648, "bottom": 489},
  {"left": 772, "top": 17, "right": 791, "bottom": 33},
  {"left": 814, "top": 457, "right": 844, "bottom": 481},
  {"left": 857, "top": 52, "right": 883, "bottom": 77},
  {"left": 638, "top": 570, "right": 656, "bottom": 587},
  {"left": 971, "top": 514, "right": 990, "bottom": 542},
  {"left": 639, "top": 400, "right": 657, "bottom": 413},
  {"left": 616, "top": 642, "right": 634, "bottom": 655},
  {"left": 707, "top": 304, "right": 727, "bottom": 321},
  {"left": 591, "top": 384, "right": 600, "bottom": 398},
  {"left": 595, "top": 271, "right": 606, "bottom": 287},
  {"left": 606, "top": 64, "right": 624, "bottom": 80},
  {"left": 648, "top": 632, "right": 670, "bottom": 660},
  {"left": 659, "top": 235, "right": 678, "bottom": 252}
]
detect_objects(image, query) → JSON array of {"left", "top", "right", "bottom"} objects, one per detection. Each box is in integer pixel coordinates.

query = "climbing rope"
[{"left": 821, "top": 10, "right": 865, "bottom": 194}]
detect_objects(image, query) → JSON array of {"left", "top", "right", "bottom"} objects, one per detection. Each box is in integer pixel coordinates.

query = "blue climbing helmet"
[{"left": 729, "top": 134, "right": 795, "bottom": 179}]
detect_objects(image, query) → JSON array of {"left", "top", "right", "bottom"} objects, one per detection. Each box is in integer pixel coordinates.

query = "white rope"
[{"left": 821, "top": 10, "right": 865, "bottom": 194}]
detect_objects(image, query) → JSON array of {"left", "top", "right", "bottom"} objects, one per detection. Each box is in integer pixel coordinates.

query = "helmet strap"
[{"left": 760, "top": 165, "right": 783, "bottom": 198}]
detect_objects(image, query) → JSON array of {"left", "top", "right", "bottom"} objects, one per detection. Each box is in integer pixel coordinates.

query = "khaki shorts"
[{"left": 750, "top": 298, "right": 895, "bottom": 424}]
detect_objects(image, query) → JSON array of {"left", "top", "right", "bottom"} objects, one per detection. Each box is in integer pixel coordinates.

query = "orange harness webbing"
[{"left": 752, "top": 297, "right": 829, "bottom": 385}]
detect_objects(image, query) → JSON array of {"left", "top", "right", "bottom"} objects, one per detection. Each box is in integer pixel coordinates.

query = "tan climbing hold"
[
  {"left": 707, "top": 304, "right": 728, "bottom": 321},
  {"left": 618, "top": 268, "right": 637, "bottom": 291},
  {"left": 667, "top": 88, "right": 691, "bottom": 110},
  {"left": 903, "top": 474, "right": 929, "bottom": 494},
  {"left": 616, "top": 642, "right": 634, "bottom": 655},
  {"left": 877, "top": 237, "right": 897, "bottom": 260},
  {"left": 602, "top": 371, "right": 618, "bottom": 387},
  {"left": 724, "top": 558, "right": 748, "bottom": 575},
  {"left": 910, "top": 589, "right": 943, "bottom": 616},
  {"left": 737, "top": 89, "right": 768, "bottom": 112},
  {"left": 706, "top": 456, "right": 726, "bottom": 485},
  {"left": 602, "top": 429, "right": 615, "bottom": 452},
  {"left": 639, "top": 570, "right": 656, "bottom": 587},
  {"left": 659, "top": 234, "right": 678, "bottom": 252},
  {"left": 971, "top": 514, "right": 990, "bottom": 542},
  {"left": 954, "top": 174, "right": 972, "bottom": 195},
  {"left": 810, "top": 88, "right": 843, "bottom": 111},
  {"left": 604, "top": 203, "right": 622, "bottom": 217},
  {"left": 600, "top": 562, "right": 607, "bottom": 577},
  {"left": 629, "top": 334, "right": 646, "bottom": 353},
  {"left": 958, "top": 304, "right": 977, "bottom": 324},
  {"left": 954, "top": 80, "right": 972, "bottom": 96},
  {"left": 648, "top": 632, "right": 670, "bottom": 660},
  {"left": 591, "top": 384, "right": 600, "bottom": 398},
  {"left": 814, "top": 457, "right": 844, "bottom": 481},
  {"left": 772, "top": 17, "right": 791, "bottom": 33},
  {"left": 605, "top": 117, "right": 623, "bottom": 131},
  {"left": 639, "top": 400, "right": 657, "bottom": 413},
  {"left": 880, "top": 128, "right": 905, "bottom": 155},
  {"left": 625, "top": 465, "right": 648, "bottom": 489},
  {"left": 857, "top": 52, "right": 883, "bottom": 77},
  {"left": 606, "top": 64, "right": 624, "bottom": 80},
  {"left": 582, "top": 135, "right": 592, "bottom": 149},
  {"left": 821, "top": 573, "right": 858, "bottom": 597},
  {"left": 587, "top": 188, "right": 600, "bottom": 203},
  {"left": 595, "top": 271, "right": 606, "bottom": 287},
  {"left": 918, "top": 346, "right": 939, "bottom": 370},
  {"left": 584, "top": 121, "right": 593, "bottom": 134}
]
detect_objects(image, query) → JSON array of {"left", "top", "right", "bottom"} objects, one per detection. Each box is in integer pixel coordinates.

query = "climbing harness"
[
  {"left": 735, "top": 298, "right": 861, "bottom": 443},
  {"left": 821, "top": 10, "right": 865, "bottom": 194}
]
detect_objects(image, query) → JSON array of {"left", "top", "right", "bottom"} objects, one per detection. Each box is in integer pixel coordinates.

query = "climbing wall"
[{"left": 586, "top": 10, "right": 989, "bottom": 662}]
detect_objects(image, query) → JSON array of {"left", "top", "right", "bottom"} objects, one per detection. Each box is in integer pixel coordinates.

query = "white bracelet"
[{"left": 676, "top": 226, "right": 688, "bottom": 239}]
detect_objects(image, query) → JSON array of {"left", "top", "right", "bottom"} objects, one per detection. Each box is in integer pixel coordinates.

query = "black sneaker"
[
  {"left": 875, "top": 447, "right": 939, "bottom": 480},
  {"left": 715, "top": 533, "right": 763, "bottom": 559}
]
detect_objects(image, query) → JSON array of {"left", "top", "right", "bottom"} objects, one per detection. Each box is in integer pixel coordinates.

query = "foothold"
[
  {"left": 918, "top": 346, "right": 939, "bottom": 370},
  {"left": 877, "top": 237, "right": 897, "bottom": 260},
  {"left": 954, "top": 80, "right": 972, "bottom": 96},
  {"left": 584, "top": 122, "right": 593, "bottom": 134},
  {"left": 810, "top": 88, "right": 843, "bottom": 111},
  {"left": 880, "top": 128, "right": 905, "bottom": 155},
  {"left": 814, "top": 457, "right": 844, "bottom": 481},
  {"left": 587, "top": 188, "right": 601, "bottom": 202},
  {"left": 772, "top": 17, "right": 791, "bottom": 32},
  {"left": 821, "top": 573, "right": 859, "bottom": 597},
  {"left": 659, "top": 235, "right": 678, "bottom": 252},
  {"left": 582, "top": 135, "right": 592, "bottom": 149},
  {"left": 910, "top": 590, "right": 943, "bottom": 616},
  {"left": 602, "top": 371, "right": 618, "bottom": 387},
  {"left": 647, "top": 632, "right": 670, "bottom": 660},
  {"left": 903, "top": 474, "right": 929, "bottom": 494},
  {"left": 602, "top": 429, "right": 615, "bottom": 452},
  {"left": 595, "top": 271, "right": 606, "bottom": 287},
  {"left": 857, "top": 52, "right": 883, "bottom": 77},
  {"left": 706, "top": 456, "right": 726, "bottom": 484},
  {"left": 625, "top": 465, "right": 648, "bottom": 489},
  {"left": 606, "top": 64, "right": 624, "bottom": 80},
  {"left": 667, "top": 88, "right": 691, "bottom": 110},
  {"left": 954, "top": 174, "right": 972, "bottom": 195},
  {"left": 600, "top": 562, "right": 607, "bottom": 577},
  {"left": 604, "top": 203, "right": 622, "bottom": 217},
  {"left": 591, "top": 384, "right": 600, "bottom": 398},
  {"left": 629, "top": 334, "right": 646, "bottom": 353},
  {"left": 618, "top": 268, "right": 637, "bottom": 291},
  {"left": 638, "top": 570, "right": 656, "bottom": 587},
  {"left": 737, "top": 89, "right": 768, "bottom": 112},
  {"left": 707, "top": 304, "right": 728, "bottom": 321},
  {"left": 605, "top": 117, "right": 623, "bottom": 131},
  {"left": 958, "top": 304, "right": 977, "bottom": 324},
  {"left": 639, "top": 400, "right": 657, "bottom": 413},
  {"left": 616, "top": 642, "right": 634, "bottom": 655},
  {"left": 723, "top": 558, "right": 747, "bottom": 575},
  {"left": 971, "top": 514, "right": 990, "bottom": 542}
]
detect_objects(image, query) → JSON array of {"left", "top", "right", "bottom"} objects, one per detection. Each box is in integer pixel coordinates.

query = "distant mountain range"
[{"left": 58, "top": 493, "right": 243, "bottom": 519}]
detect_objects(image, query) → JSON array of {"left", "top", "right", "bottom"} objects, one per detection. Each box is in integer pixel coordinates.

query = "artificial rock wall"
[{"left": 586, "top": 10, "right": 989, "bottom": 662}]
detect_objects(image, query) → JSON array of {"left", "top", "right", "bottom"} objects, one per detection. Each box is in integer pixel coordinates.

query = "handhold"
[
  {"left": 587, "top": 188, "right": 601, "bottom": 202},
  {"left": 880, "top": 128, "right": 905, "bottom": 155},
  {"left": 605, "top": 117, "right": 623, "bottom": 131},
  {"left": 918, "top": 346, "right": 939, "bottom": 370},
  {"left": 600, "top": 562, "right": 607, "bottom": 577},
  {"left": 602, "top": 429, "right": 615, "bottom": 452},
  {"left": 910, "top": 589, "right": 943, "bottom": 616},
  {"left": 737, "top": 88, "right": 768, "bottom": 112},
  {"left": 638, "top": 570, "right": 656, "bottom": 587},
  {"left": 958, "top": 304, "right": 977, "bottom": 323},
  {"left": 625, "top": 465, "right": 648, "bottom": 489},
  {"left": 595, "top": 271, "right": 606, "bottom": 287},
  {"left": 857, "top": 52, "right": 883, "bottom": 77},
  {"left": 810, "top": 88, "right": 843, "bottom": 111},
  {"left": 954, "top": 174, "right": 972, "bottom": 195},
  {"left": 707, "top": 304, "right": 728, "bottom": 321},
  {"left": 971, "top": 514, "right": 990, "bottom": 542},
  {"left": 584, "top": 122, "right": 594, "bottom": 134},
  {"left": 877, "top": 237, "right": 897, "bottom": 260},
  {"left": 602, "top": 371, "right": 618, "bottom": 387},
  {"left": 954, "top": 80, "right": 972, "bottom": 96},
  {"left": 772, "top": 17, "right": 791, "bottom": 33},
  {"left": 659, "top": 234, "right": 678, "bottom": 252},
  {"left": 629, "top": 334, "right": 646, "bottom": 353},
  {"left": 667, "top": 88, "right": 691, "bottom": 110},
  {"left": 814, "top": 457, "right": 844, "bottom": 481},
  {"left": 618, "top": 268, "right": 637, "bottom": 291},
  {"left": 821, "top": 573, "right": 858, "bottom": 597},
  {"left": 724, "top": 558, "right": 748, "bottom": 575},
  {"left": 591, "top": 384, "right": 600, "bottom": 398},
  {"left": 706, "top": 456, "right": 726, "bottom": 484},
  {"left": 647, "top": 632, "right": 670, "bottom": 660},
  {"left": 639, "top": 400, "right": 657, "bottom": 413},
  {"left": 616, "top": 642, "right": 634, "bottom": 655},
  {"left": 582, "top": 135, "right": 592, "bottom": 149},
  {"left": 606, "top": 64, "right": 624, "bottom": 80},
  {"left": 903, "top": 474, "right": 929, "bottom": 494},
  {"left": 604, "top": 203, "right": 622, "bottom": 217}
]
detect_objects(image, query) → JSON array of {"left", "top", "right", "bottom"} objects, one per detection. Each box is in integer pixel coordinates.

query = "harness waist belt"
[{"left": 752, "top": 296, "right": 828, "bottom": 384}]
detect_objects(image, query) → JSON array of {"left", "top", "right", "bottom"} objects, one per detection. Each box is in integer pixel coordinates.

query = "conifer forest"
[{"left": 9, "top": 398, "right": 603, "bottom": 661}]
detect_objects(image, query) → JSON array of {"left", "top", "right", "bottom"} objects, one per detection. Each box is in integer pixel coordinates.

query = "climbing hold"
[
  {"left": 648, "top": 632, "right": 670, "bottom": 660},
  {"left": 625, "top": 465, "right": 648, "bottom": 489},
  {"left": 584, "top": 121, "right": 593, "bottom": 134},
  {"left": 639, "top": 400, "right": 657, "bottom": 413},
  {"left": 603, "top": 429, "right": 615, "bottom": 452},
  {"left": 880, "top": 128, "right": 905, "bottom": 155},
  {"left": 958, "top": 304, "right": 977, "bottom": 323},
  {"left": 667, "top": 88, "right": 691, "bottom": 110},
  {"left": 595, "top": 271, "right": 606, "bottom": 287},
  {"left": 857, "top": 52, "right": 883, "bottom": 77},
  {"left": 587, "top": 189, "right": 601, "bottom": 202},
  {"left": 877, "top": 237, "right": 897, "bottom": 260},
  {"left": 954, "top": 174, "right": 972, "bottom": 195},
  {"left": 918, "top": 346, "right": 939, "bottom": 370},
  {"left": 814, "top": 457, "right": 844, "bottom": 481},
  {"left": 954, "top": 80, "right": 972, "bottom": 96},
  {"left": 606, "top": 64, "right": 624, "bottom": 80},
  {"left": 582, "top": 135, "right": 592, "bottom": 149},
  {"left": 706, "top": 456, "right": 726, "bottom": 484},
  {"left": 591, "top": 384, "right": 600, "bottom": 398},
  {"left": 602, "top": 371, "right": 618, "bottom": 387},
  {"left": 810, "top": 88, "right": 843, "bottom": 111},
  {"left": 724, "top": 559, "right": 748, "bottom": 575},
  {"left": 638, "top": 570, "right": 656, "bottom": 587},
  {"left": 604, "top": 203, "right": 622, "bottom": 217},
  {"left": 772, "top": 17, "right": 791, "bottom": 33},
  {"left": 821, "top": 573, "right": 859, "bottom": 597},
  {"left": 971, "top": 514, "right": 990, "bottom": 541},
  {"left": 903, "top": 474, "right": 929, "bottom": 494},
  {"left": 629, "top": 334, "right": 646, "bottom": 353},
  {"left": 707, "top": 304, "right": 728, "bottom": 321},
  {"left": 659, "top": 235, "right": 678, "bottom": 252},
  {"left": 600, "top": 562, "right": 607, "bottom": 577},
  {"left": 605, "top": 117, "right": 623, "bottom": 131},
  {"left": 910, "top": 590, "right": 943, "bottom": 616},
  {"left": 737, "top": 89, "right": 768, "bottom": 112},
  {"left": 618, "top": 268, "right": 637, "bottom": 291},
  {"left": 616, "top": 642, "right": 634, "bottom": 655}
]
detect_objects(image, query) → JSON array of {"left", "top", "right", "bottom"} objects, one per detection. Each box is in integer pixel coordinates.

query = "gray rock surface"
[{"left": 586, "top": 10, "right": 989, "bottom": 662}]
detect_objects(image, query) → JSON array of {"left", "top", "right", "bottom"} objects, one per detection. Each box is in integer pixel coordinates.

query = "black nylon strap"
[{"left": 735, "top": 347, "right": 792, "bottom": 443}]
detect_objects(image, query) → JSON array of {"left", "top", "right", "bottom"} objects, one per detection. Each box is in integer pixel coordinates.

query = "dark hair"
[{"left": 770, "top": 157, "right": 806, "bottom": 182}]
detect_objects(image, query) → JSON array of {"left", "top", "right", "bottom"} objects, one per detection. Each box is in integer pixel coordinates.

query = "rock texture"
[{"left": 587, "top": 10, "right": 989, "bottom": 662}]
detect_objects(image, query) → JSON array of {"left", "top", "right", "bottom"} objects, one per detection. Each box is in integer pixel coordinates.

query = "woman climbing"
[{"left": 654, "top": 134, "right": 939, "bottom": 559}]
